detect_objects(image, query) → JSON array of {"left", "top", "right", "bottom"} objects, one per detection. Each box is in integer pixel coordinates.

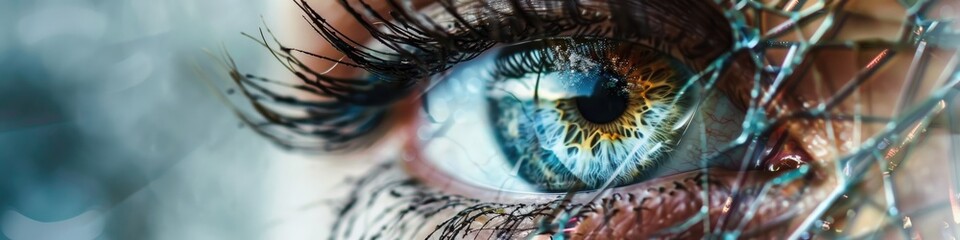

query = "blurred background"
[{"left": 0, "top": 0, "right": 330, "bottom": 239}]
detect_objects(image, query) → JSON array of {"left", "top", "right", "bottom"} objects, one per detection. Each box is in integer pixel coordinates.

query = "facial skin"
[{"left": 262, "top": 0, "right": 959, "bottom": 239}]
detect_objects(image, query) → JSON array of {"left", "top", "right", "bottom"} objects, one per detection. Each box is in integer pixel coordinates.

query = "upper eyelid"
[
  {"left": 356, "top": 0, "right": 737, "bottom": 102},
  {"left": 231, "top": 0, "right": 736, "bottom": 152},
  {"left": 390, "top": 1, "right": 734, "bottom": 67}
]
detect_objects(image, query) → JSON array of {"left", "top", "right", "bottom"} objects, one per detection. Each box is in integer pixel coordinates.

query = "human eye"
[
  {"left": 229, "top": 0, "right": 960, "bottom": 239},
  {"left": 412, "top": 37, "right": 755, "bottom": 193}
]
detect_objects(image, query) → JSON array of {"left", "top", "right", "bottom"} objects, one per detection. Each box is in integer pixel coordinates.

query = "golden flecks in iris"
[
  {"left": 488, "top": 38, "right": 694, "bottom": 190},
  {"left": 548, "top": 47, "right": 681, "bottom": 159}
]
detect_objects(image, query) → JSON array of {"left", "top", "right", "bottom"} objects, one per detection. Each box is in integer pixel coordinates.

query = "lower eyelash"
[
  {"left": 330, "top": 160, "right": 809, "bottom": 239},
  {"left": 331, "top": 162, "right": 557, "bottom": 239}
]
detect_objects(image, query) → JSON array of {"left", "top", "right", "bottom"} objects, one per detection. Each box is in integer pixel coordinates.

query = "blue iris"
[{"left": 485, "top": 38, "right": 696, "bottom": 191}]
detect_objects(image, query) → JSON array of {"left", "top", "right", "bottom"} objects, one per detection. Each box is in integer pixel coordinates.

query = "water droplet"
[
  {"left": 416, "top": 126, "right": 433, "bottom": 141},
  {"left": 722, "top": 197, "right": 733, "bottom": 213},
  {"left": 820, "top": 220, "right": 832, "bottom": 230}
]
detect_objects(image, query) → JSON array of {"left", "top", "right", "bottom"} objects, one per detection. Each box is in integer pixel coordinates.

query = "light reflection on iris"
[
  {"left": 487, "top": 38, "right": 697, "bottom": 191},
  {"left": 418, "top": 38, "right": 748, "bottom": 193}
]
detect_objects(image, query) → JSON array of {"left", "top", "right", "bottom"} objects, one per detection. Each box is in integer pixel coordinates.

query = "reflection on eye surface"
[
  {"left": 488, "top": 38, "right": 697, "bottom": 191},
  {"left": 232, "top": 0, "right": 960, "bottom": 239}
]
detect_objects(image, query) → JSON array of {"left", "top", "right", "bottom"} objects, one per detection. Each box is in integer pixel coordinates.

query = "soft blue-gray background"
[{"left": 0, "top": 0, "right": 283, "bottom": 239}]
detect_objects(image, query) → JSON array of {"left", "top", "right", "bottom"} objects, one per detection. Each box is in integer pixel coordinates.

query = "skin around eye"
[{"left": 267, "top": 0, "right": 960, "bottom": 239}]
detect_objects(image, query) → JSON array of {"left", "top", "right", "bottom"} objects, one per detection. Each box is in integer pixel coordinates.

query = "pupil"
[{"left": 574, "top": 70, "right": 629, "bottom": 124}]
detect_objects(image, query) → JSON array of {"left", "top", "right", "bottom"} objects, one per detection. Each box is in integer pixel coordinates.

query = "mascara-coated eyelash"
[{"left": 229, "top": 0, "right": 733, "bottom": 152}]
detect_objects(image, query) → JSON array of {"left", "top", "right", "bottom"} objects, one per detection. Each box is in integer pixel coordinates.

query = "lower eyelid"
[{"left": 401, "top": 132, "right": 795, "bottom": 203}]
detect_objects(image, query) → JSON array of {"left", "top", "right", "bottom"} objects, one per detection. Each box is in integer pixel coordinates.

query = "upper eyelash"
[
  {"left": 233, "top": 0, "right": 960, "bottom": 238},
  {"left": 228, "top": 0, "right": 731, "bottom": 152}
]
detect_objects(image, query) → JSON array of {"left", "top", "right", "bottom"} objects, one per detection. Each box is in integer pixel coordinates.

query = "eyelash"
[
  {"left": 231, "top": 0, "right": 730, "bottom": 234},
  {"left": 230, "top": 0, "right": 780, "bottom": 238},
  {"left": 228, "top": 0, "right": 732, "bottom": 152},
  {"left": 214, "top": 0, "right": 960, "bottom": 238},
  {"left": 331, "top": 162, "right": 567, "bottom": 239}
]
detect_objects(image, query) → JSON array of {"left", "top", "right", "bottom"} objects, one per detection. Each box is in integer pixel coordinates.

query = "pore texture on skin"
[{"left": 229, "top": 0, "right": 960, "bottom": 238}]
